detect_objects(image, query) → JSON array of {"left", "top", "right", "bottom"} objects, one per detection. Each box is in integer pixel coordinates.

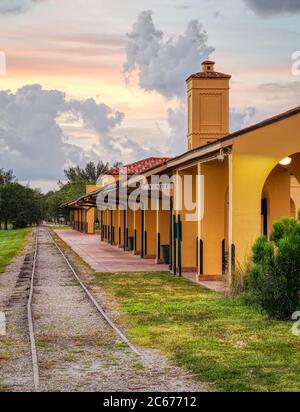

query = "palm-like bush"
[{"left": 248, "top": 217, "right": 300, "bottom": 320}]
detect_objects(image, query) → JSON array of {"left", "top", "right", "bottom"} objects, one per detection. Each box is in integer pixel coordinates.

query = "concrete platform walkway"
[{"left": 54, "top": 229, "right": 169, "bottom": 273}]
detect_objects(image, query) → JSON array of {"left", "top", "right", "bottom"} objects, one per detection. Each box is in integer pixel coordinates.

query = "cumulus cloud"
[
  {"left": 123, "top": 11, "right": 257, "bottom": 156},
  {"left": 244, "top": 0, "right": 300, "bottom": 17},
  {"left": 123, "top": 10, "right": 214, "bottom": 99},
  {"left": 167, "top": 104, "right": 186, "bottom": 154},
  {"left": 123, "top": 10, "right": 216, "bottom": 156},
  {"left": 0, "top": 0, "right": 46, "bottom": 15},
  {"left": 166, "top": 105, "right": 257, "bottom": 154},
  {"left": 0, "top": 84, "right": 124, "bottom": 181},
  {"left": 68, "top": 99, "right": 124, "bottom": 136},
  {"left": 258, "top": 81, "right": 300, "bottom": 104},
  {"left": 230, "top": 107, "right": 256, "bottom": 133},
  {"left": 65, "top": 99, "right": 160, "bottom": 164}
]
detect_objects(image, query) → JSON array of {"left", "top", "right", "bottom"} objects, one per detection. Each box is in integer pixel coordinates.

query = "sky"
[{"left": 0, "top": 0, "right": 300, "bottom": 192}]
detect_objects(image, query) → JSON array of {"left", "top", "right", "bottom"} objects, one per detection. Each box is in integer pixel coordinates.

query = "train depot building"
[{"left": 64, "top": 61, "right": 300, "bottom": 284}]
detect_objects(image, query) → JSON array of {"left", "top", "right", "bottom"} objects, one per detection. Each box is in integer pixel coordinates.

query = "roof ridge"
[
  {"left": 107, "top": 156, "right": 172, "bottom": 176},
  {"left": 170, "top": 104, "right": 300, "bottom": 164}
]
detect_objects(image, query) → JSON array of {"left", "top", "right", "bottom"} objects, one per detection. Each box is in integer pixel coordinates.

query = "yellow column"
[
  {"left": 118, "top": 209, "right": 125, "bottom": 248},
  {"left": 133, "top": 208, "right": 142, "bottom": 255},
  {"left": 103, "top": 209, "right": 108, "bottom": 242},
  {"left": 86, "top": 208, "right": 95, "bottom": 234},
  {"left": 79, "top": 209, "right": 83, "bottom": 232},
  {"left": 113, "top": 208, "right": 119, "bottom": 245},
  {"left": 177, "top": 167, "right": 198, "bottom": 272},
  {"left": 197, "top": 163, "right": 202, "bottom": 275},
  {"left": 156, "top": 205, "right": 170, "bottom": 263},
  {"left": 230, "top": 155, "right": 268, "bottom": 278},
  {"left": 82, "top": 209, "right": 86, "bottom": 233},
  {"left": 144, "top": 209, "right": 156, "bottom": 258},
  {"left": 126, "top": 208, "right": 134, "bottom": 251},
  {"left": 199, "top": 159, "right": 228, "bottom": 277},
  {"left": 127, "top": 209, "right": 134, "bottom": 237},
  {"left": 73, "top": 210, "right": 78, "bottom": 230}
]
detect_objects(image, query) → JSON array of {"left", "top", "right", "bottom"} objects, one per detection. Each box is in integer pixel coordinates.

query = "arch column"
[
  {"left": 144, "top": 209, "right": 156, "bottom": 258},
  {"left": 113, "top": 208, "right": 119, "bottom": 245},
  {"left": 86, "top": 208, "right": 95, "bottom": 234},
  {"left": 156, "top": 205, "right": 170, "bottom": 264},
  {"left": 126, "top": 208, "right": 134, "bottom": 251},
  {"left": 173, "top": 167, "right": 198, "bottom": 273},
  {"left": 133, "top": 207, "right": 142, "bottom": 255},
  {"left": 118, "top": 209, "right": 125, "bottom": 248},
  {"left": 198, "top": 158, "right": 228, "bottom": 279}
]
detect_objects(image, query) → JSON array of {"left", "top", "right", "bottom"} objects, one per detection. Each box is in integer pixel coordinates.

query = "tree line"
[
  {"left": 0, "top": 161, "right": 119, "bottom": 229},
  {"left": 0, "top": 169, "right": 43, "bottom": 229}
]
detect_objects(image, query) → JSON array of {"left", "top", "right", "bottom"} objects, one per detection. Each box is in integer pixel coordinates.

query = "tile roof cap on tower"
[
  {"left": 186, "top": 60, "right": 231, "bottom": 82},
  {"left": 202, "top": 60, "right": 215, "bottom": 65},
  {"left": 186, "top": 70, "right": 231, "bottom": 81},
  {"left": 107, "top": 157, "right": 172, "bottom": 176}
]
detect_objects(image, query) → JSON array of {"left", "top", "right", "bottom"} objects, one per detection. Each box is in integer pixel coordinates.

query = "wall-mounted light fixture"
[{"left": 279, "top": 157, "right": 292, "bottom": 166}]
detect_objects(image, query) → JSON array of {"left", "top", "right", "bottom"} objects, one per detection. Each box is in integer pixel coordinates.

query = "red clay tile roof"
[
  {"left": 107, "top": 157, "right": 171, "bottom": 176},
  {"left": 186, "top": 71, "right": 231, "bottom": 81}
]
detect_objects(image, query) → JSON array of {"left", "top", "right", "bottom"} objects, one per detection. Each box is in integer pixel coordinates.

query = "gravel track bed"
[
  {"left": 35, "top": 228, "right": 206, "bottom": 392},
  {"left": 1, "top": 227, "right": 208, "bottom": 392}
]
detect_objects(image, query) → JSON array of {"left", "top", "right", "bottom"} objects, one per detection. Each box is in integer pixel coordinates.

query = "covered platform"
[{"left": 54, "top": 229, "right": 169, "bottom": 273}]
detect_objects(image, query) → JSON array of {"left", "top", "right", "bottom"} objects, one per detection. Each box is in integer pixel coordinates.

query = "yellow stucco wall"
[
  {"left": 144, "top": 209, "right": 156, "bottom": 257},
  {"left": 187, "top": 77, "right": 230, "bottom": 150},
  {"left": 201, "top": 158, "right": 228, "bottom": 275},
  {"left": 127, "top": 209, "right": 134, "bottom": 238},
  {"left": 263, "top": 166, "right": 291, "bottom": 235},
  {"left": 86, "top": 208, "right": 95, "bottom": 234},
  {"left": 291, "top": 176, "right": 300, "bottom": 217},
  {"left": 231, "top": 113, "right": 300, "bottom": 271},
  {"left": 118, "top": 209, "right": 125, "bottom": 247},
  {"left": 133, "top": 208, "right": 142, "bottom": 254},
  {"left": 113, "top": 209, "right": 119, "bottom": 244},
  {"left": 176, "top": 167, "right": 198, "bottom": 270}
]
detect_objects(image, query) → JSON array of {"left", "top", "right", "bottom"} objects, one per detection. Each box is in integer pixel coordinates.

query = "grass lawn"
[
  {"left": 0, "top": 228, "right": 31, "bottom": 273},
  {"left": 93, "top": 272, "right": 300, "bottom": 392}
]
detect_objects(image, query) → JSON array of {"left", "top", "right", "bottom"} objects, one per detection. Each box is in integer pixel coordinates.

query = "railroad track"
[
  {"left": 3, "top": 225, "right": 202, "bottom": 392},
  {"left": 25, "top": 225, "right": 145, "bottom": 392}
]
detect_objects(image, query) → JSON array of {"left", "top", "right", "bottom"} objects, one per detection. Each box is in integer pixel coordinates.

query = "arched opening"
[{"left": 261, "top": 153, "right": 300, "bottom": 237}]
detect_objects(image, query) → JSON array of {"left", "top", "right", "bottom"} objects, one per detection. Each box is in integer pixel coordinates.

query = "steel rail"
[
  {"left": 47, "top": 229, "right": 145, "bottom": 361},
  {"left": 27, "top": 227, "right": 40, "bottom": 391}
]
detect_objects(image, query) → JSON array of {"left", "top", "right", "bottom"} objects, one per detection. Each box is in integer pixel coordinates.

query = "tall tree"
[
  {"left": 112, "top": 161, "right": 123, "bottom": 168},
  {"left": 0, "top": 168, "right": 16, "bottom": 185},
  {"left": 44, "top": 176, "right": 87, "bottom": 221},
  {"left": 64, "top": 161, "right": 109, "bottom": 184},
  {"left": 0, "top": 183, "right": 43, "bottom": 229}
]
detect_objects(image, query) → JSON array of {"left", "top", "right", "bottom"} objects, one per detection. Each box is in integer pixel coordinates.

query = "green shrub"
[
  {"left": 248, "top": 218, "right": 300, "bottom": 320},
  {"left": 270, "top": 217, "right": 300, "bottom": 245}
]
